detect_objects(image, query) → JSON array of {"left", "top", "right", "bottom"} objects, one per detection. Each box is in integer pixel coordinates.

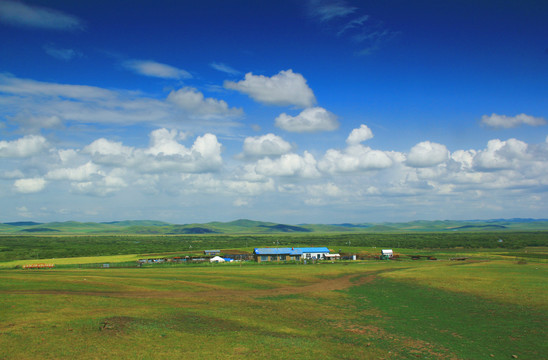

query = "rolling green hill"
[{"left": 0, "top": 218, "right": 547, "bottom": 235}]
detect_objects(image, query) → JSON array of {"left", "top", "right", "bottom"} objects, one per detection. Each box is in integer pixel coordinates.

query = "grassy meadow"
[{"left": 1, "top": 252, "right": 547, "bottom": 359}]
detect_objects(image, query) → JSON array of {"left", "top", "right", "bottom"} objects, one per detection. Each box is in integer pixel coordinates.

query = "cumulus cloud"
[
  {"left": 406, "top": 141, "right": 449, "bottom": 168},
  {"left": 315, "top": 124, "right": 395, "bottom": 173},
  {"left": 46, "top": 161, "right": 102, "bottom": 181},
  {"left": 480, "top": 113, "right": 547, "bottom": 129},
  {"left": 70, "top": 172, "right": 127, "bottom": 197},
  {"left": 145, "top": 128, "right": 189, "bottom": 156},
  {"left": 83, "top": 138, "right": 134, "bottom": 165},
  {"left": 224, "top": 69, "right": 316, "bottom": 108},
  {"left": 346, "top": 124, "right": 373, "bottom": 145},
  {"left": 124, "top": 60, "right": 191, "bottom": 79},
  {"left": 242, "top": 134, "right": 292, "bottom": 157},
  {"left": 275, "top": 107, "right": 339, "bottom": 133},
  {"left": 167, "top": 87, "right": 242, "bottom": 118},
  {"left": 137, "top": 130, "right": 223, "bottom": 174},
  {"left": 319, "top": 145, "right": 394, "bottom": 173},
  {"left": 0, "top": 135, "right": 48, "bottom": 158},
  {"left": 14, "top": 177, "right": 46, "bottom": 193},
  {"left": 0, "top": 0, "right": 83, "bottom": 30},
  {"left": 473, "top": 138, "right": 529, "bottom": 171},
  {"left": 255, "top": 152, "right": 320, "bottom": 178}
]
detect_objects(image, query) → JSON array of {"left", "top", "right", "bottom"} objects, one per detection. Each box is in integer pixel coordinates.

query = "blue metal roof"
[
  {"left": 254, "top": 247, "right": 329, "bottom": 255},
  {"left": 299, "top": 247, "right": 330, "bottom": 253}
]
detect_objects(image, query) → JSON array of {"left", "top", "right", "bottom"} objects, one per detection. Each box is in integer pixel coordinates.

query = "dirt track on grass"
[{"left": 1, "top": 273, "right": 376, "bottom": 300}]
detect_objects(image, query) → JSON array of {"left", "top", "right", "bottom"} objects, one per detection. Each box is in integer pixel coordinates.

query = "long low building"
[{"left": 254, "top": 247, "right": 330, "bottom": 262}]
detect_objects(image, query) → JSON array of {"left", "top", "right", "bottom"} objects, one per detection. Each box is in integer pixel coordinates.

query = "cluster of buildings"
[
  {"left": 137, "top": 247, "right": 347, "bottom": 264},
  {"left": 253, "top": 247, "right": 340, "bottom": 262},
  {"left": 137, "top": 248, "right": 395, "bottom": 265}
]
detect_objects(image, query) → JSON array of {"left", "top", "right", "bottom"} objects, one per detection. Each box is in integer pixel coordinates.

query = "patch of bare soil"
[
  {"left": 334, "top": 322, "right": 458, "bottom": 359},
  {"left": 99, "top": 316, "right": 134, "bottom": 333}
]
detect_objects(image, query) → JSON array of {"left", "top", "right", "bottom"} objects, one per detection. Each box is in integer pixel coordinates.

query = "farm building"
[
  {"left": 253, "top": 247, "right": 330, "bottom": 262},
  {"left": 209, "top": 256, "right": 234, "bottom": 263},
  {"left": 204, "top": 250, "right": 220, "bottom": 255},
  {"left": 380, "top": 249, "right": 393, "bottom": 260}
]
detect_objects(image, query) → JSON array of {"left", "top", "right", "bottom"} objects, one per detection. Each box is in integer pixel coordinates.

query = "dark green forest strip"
[{"left": 0, "top": 232, "right": 547, "bottom": 262}]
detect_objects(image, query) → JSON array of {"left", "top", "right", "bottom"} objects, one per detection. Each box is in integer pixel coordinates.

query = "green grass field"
[{"left": 1, "top": 256, "right": 546, "bottom": 359}]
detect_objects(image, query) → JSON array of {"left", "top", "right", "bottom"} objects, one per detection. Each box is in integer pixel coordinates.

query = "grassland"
[
  {"left": 1, "top": 254, "right": 546, "bottom": 359},
  {"left": 1, "top": 232, "right": 546, "bottom": 359}
]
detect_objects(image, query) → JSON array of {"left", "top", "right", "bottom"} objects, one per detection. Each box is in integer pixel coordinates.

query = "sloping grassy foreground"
[{"left": 0, "top": 260, "right": 546, "bottom": 359}]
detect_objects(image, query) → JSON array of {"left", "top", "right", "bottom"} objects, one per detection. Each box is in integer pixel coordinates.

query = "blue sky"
[{"left": 0, "top": 0, "right": 547, "bottom": 223}]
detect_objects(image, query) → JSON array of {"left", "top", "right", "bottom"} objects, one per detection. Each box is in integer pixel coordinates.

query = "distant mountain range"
[{"left": 1, "top": 218, "right": 548, "bottom": 235}]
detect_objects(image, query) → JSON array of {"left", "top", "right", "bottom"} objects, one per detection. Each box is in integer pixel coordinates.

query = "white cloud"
[
  {"left": 0, "top": 0, "right": 83, "bottom": 30},
  {"left": 346, "top": 124, "right": 373, "bottom": 145},
  {"left": 406, "top": 141, "right": 449, "bottom": 168},
  {"left": 57, "top": 149, "right": 79, "bottom": 163},
  {"left": 480, "top": 113, "right": 546, "bottom": 129},
  {"left": 0, "top": 135, "right": 48, "bottom": 158},
  {"left": 337, "top": 15, "right": 369, "bottom": 36},
  {"left": 255, "top": 152, "right": 320, "bottom": 178},
  {"left": 12, "top": 114, "right": 63, "bottom": 133},
  {"left": 0, "top": 74, "right": 242, "bottom": 127},
  {"left": 232, "top": 198, "right": 248, "bottom": 207},
  {"left": 307, "top": 182, "right": 342, "bottom": 197},
  {"left": 83, "top": 138, "right": 134, "bottom": 165},
  {"left": 145, "top": 128, "right": 189, "bottom": 156},
  {"left": 242, "top": 133, "right": 292, "bottom": 157},
  {"left": 319, "top": 145, "right": 394, "bottom": 173},
  {"left": 0, "top": 73, "right": 115, "bottom": 100},
  {"left": 224, "top": 178, "right": 276, "bottom": 196},
  {"left": 210, "top": 62, "right": 240, "bottom": 75},
  {"left": 123, "top": 60, "right": 191, "bottom": 80},
  {"left": 15, "top": 205, "right": 32, "bottom": 218},
  {"left": 275, "top": 107, "right": 339, "bottom": 133},
  {"left": 70, "top": 172, "right": 127, "bottom": 197},
  {"left": 307, "top": 0, "right": 356, "bottom": 22},
  {"left": 473, "top": 138, "right": 529, "bottom": 171},
  {"left": 180, "top": 173, "right": 275, "bottom": 197},
  {"left": 167, "top": 87, "right": 242, "bottom": 118},
  {"left": 224, "top": 70, "right": 316, "bottom": 108},
  {"left": 43, "top": 44, "right": 82, "bottom": 61},
  {"left": 0, "top": 169, "right": 24, "bottom": 179},
  {"left": 450, "top": 149, "right": 476, "bottom": 171},
  {"left": 306, "top": 0, "right": 396, "bottom": 56},
  {"left": 136, "top": 130, "right": 223, "bottom": 174},
  {"left": 46, "top": 161, "right": 102, "bottom": 181},
  {"left": 14, "top": 177, "right": 46, "bottom": 193}
]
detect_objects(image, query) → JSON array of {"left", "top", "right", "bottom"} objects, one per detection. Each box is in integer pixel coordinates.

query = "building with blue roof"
[{"left": 253, "top": 247, "right": 330, "bottom": 262}]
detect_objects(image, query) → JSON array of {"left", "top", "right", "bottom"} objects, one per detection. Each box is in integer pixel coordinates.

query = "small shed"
[{"left": 380, "top": 249, "right": 393, "bottom": 260}]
